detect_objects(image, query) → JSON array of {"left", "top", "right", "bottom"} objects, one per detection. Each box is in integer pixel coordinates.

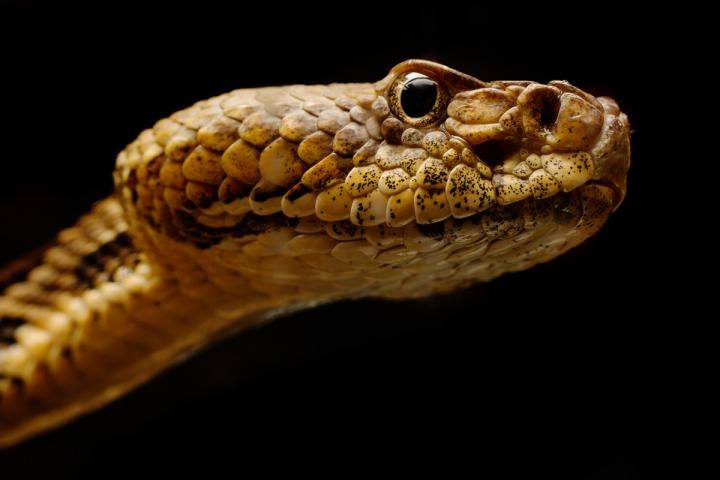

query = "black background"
[{"left": 0, "top": 1, "right": 675, "bottom": 476}]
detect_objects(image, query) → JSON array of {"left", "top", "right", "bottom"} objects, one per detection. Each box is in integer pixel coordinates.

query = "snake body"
[{"left": 0, "top": 60, "right": 630, "bottom": 447}]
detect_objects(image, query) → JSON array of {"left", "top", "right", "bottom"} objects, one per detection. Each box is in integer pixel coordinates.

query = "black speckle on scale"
[{"left": 401, "top": 76, "right": 437, "bottom": 118}]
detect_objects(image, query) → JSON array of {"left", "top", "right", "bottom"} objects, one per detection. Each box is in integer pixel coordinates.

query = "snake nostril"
[{"left": 540, "top": 93, "right": 561, "bottom": 129}]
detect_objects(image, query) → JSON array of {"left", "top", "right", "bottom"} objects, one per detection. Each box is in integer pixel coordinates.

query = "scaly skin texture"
[{"left": 0, "top": 60, "right": 630, "bottom": 447}]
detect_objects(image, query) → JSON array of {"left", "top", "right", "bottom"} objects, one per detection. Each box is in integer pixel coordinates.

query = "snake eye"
[{"left": 388, "top": 72, "right": 449, "bottom": 127}]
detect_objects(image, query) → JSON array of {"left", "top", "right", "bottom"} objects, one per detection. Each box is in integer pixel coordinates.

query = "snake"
[{"left": 0, "top": 60, "right": 630, "bottom": 447}]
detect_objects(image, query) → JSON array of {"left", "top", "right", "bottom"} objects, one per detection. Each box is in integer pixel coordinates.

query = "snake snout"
[
  {"left": 588, "top": 96, "right": 632, "bottom": 207},
  {"left": 444, "top": 80, "right": 630, "bottom": 209}
]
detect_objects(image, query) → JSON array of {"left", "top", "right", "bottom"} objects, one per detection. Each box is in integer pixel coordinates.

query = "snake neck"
[
  {"left": 0, "top": 197, "right": 305, "bottom": 447},
  {"left": 0, "top": 179, "right": 612, "bottom": 447}
]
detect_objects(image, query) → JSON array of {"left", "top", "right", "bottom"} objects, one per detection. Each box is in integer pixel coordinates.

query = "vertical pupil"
[{"left": 400, "top": 77, "right": 438, "bottom": 118}]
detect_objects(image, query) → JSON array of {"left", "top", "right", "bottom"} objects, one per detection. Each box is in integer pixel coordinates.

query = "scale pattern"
[{"left": 0, "top": 60, "right": 630, "bottom": 446}]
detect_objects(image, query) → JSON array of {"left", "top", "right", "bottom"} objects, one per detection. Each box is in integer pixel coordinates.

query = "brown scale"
[
  {"left": 0, "top": 317, "right": 25, "bottom": 346},
  {"left": 416, "top": 221, "right": 445, "bottom": 241},
  {"left": 162, "top": 207, "right": 300, "bottom": 249},
  {"left": 72, "top": 233, "right": 136, "bottom": 289}
]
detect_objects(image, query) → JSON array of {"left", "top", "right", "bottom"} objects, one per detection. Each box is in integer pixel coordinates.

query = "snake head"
[
  {"left": 376, "top": 59, "right": 630, "bottom": 208},
  {"left": 113, "top": 59, "right": 629, "bottom": 285}
]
